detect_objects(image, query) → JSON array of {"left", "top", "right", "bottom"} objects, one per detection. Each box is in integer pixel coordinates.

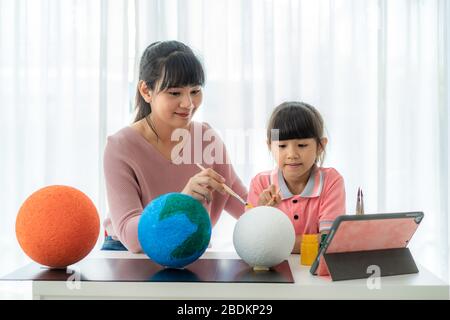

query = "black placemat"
[{"left": 1, "top": 258, "right": 294, "bottom": 283}]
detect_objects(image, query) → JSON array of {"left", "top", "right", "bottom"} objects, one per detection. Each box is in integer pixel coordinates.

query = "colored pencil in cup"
[{"left": 356, "top": 187, "right": 364, "bottom": 215}]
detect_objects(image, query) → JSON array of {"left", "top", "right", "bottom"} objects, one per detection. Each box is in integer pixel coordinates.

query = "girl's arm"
[
  {"left": 292, "top": 235, "right": 302, "bottom": 254},
  {"left": 318, "top": 170, "right": 346, "bottom": 233},
  {"left": 294, "top": 170, "right": 346, "bottom": 254}
]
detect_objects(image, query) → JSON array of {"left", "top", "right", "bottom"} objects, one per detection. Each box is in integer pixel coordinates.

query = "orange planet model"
[{"left": 16, "top": 185, "right": 100, "bottom": 268}]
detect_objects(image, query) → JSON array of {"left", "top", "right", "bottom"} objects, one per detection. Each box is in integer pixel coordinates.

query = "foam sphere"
[
  {"left": 233, "top": 206, "right": 295, "bottom": 269},
  {"left": 16, "top": 185, "right": 100, "bottom": 268},
  {"left": 138, "top": 193, "right": 211, "bottom": 268}
]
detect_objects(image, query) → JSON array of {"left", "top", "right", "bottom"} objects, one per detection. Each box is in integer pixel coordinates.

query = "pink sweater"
[{"left": 103, "top": 122, "right": 248, "bottom": 253}]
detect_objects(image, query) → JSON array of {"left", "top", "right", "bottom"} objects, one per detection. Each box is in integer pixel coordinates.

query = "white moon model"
[{"left": 233, "top": 206, "right": 296, "bottom": 270}]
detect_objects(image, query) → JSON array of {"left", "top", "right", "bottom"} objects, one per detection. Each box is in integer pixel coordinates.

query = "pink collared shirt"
[{"left": 247, "top": 166, "right": 346, "bottom": 235}]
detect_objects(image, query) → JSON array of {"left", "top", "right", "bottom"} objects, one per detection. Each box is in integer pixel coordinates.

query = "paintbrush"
[{"left": 195, "top": 163, "right": 251, "bottom": 208}]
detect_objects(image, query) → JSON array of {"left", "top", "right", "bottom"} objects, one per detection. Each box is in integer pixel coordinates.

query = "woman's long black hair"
[{"left": 134, "top": 41, "right": 205, "bottom": 122}]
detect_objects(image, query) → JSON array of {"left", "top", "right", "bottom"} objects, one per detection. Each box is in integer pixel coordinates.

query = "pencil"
[
  {"left": 356, "top": 187, "right": 364, "bottom": 215},
  {"left": 195, "top": 163, "right": 248, "bottom": 206},
  {"left": 360, "top": 189, "right": 364, "bottom": 214}
]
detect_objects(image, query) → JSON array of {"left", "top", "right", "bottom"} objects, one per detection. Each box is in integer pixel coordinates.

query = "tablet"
[{"left": 310, "top": 211, "right": 424, "bottom": 278}]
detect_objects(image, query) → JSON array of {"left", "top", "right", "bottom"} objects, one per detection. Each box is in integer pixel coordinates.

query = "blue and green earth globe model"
[{"left": 138, "top": 192, "right": 211, "bottom": 268}]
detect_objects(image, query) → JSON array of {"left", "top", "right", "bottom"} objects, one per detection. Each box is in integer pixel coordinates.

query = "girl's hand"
[
  {"left": 181, "top": 167, "right": 227, "bottom": 204},
  {"left": 257, "top": 184, "right": 282, "bottom": 207}
]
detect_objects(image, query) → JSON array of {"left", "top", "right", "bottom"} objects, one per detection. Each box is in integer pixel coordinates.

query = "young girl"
[
  {"left": 102, "top": 41, "right": 248, "bottom": 252},
  {"left": 247, "top": 102, "right": 346, "bottom": 254}
]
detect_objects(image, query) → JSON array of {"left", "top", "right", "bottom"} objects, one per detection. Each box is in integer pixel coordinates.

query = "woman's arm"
[
  {"left": 104, "top": 138, "right": 144, "bottom": 253},
  {"left": 223, "top": 168, "right": 248, "bottom": 219},
  {"left": 201, "top": 123, "right": 249, "bottom": 219},
  {"left": 181, "top": 167, "right": 226, "bottom": 204}
]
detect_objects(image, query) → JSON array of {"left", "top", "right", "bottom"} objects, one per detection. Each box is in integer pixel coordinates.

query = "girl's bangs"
[{"left": 271, "top": 110, "right": 317, "bottom": 141}]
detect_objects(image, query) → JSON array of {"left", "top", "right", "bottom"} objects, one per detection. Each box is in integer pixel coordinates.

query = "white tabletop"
[{"left": 31, "top": 249, "right": 449, "bottom": 300}]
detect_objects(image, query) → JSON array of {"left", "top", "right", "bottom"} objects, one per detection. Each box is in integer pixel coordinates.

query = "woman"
[{"left": 102, "top": 41, "right": 248, "bottom": 253}]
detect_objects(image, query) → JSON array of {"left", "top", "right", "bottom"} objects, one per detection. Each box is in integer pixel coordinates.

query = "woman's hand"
[
  {"left": 181, "top": 167, "right": 227, "bottom": 204},
  {"left": 257, "top": 184, "right": 282, "bottom": 207}
]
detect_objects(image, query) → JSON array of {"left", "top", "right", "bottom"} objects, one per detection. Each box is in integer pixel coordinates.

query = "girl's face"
[
  {"left": 270, "top": 138, "right": 326, "bottom": 182},
  {"left": 141, "top": 81, "right": 203, "bottom": 128}
]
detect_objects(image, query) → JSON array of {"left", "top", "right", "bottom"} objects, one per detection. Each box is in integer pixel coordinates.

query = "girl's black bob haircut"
[{"left": 267, "top": 101, "right": 325, "bottom": 143}]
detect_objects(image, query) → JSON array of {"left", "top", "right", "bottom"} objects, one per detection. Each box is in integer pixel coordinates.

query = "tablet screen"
[{"left": 326, "top": 216, "right": 421, "bottom": 254}]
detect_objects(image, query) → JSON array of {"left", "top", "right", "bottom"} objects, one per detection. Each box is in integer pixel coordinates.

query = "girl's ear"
[
  {"left": 138, "top": 80, "right": 153, "bottom": 103},
  {"left": 316, "top": 138, "right": 328, "bottom": 165},
  {"left": 317, "top": 137, "right": 328, "bottom": 156},
  {"left": 319, "top": 137, "right": 328, "bottom": 151}
]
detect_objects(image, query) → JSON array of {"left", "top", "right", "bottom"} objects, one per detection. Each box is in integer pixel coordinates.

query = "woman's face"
[{"left": 142, "top": 81, "right": 203, "bottom": 128}]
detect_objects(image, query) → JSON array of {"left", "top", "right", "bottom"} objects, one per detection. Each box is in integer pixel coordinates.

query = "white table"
[{"left": 31, "top": 249, "right": 448, "bottom": 300}]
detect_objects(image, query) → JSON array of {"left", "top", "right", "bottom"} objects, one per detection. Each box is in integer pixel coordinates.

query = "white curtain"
[
  {"left": 135, "top": 0, "right": 449, "bottom": 279},
  {"left": 0, "top": 0, "right": 132, "bottom": 297},
  {"left": 1, "top": 0, "right": 449, "bottom": 292}
]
